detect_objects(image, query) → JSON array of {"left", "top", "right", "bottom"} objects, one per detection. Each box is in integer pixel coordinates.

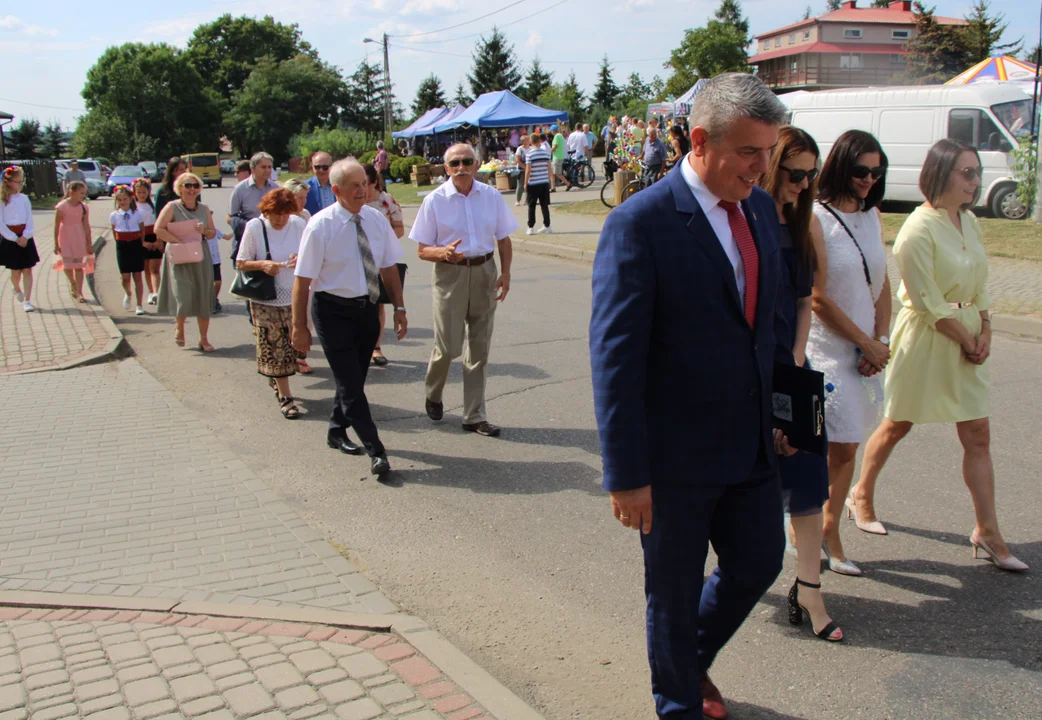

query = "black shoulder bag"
[
  {"left": 230, "top": 221, "right": 278, "bottom": 301},
  {"left": 820, "top": 203, "right": 872, "bottom": 288}
]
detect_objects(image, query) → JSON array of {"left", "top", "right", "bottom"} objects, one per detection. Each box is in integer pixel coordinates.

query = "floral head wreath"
[
  {"left": 112, "top": 184, "right": 133, "bottom": 196},
  {"left": 132, "top": 177, "right": 151, "bottom": 189},
  {"left": 2, "top": 166, "right": 21, "bottom": 180}
]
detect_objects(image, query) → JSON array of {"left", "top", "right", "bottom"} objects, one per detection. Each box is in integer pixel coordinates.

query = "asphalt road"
[{"left": 88, "top": 186, "right": 1042, "bottom": 720}]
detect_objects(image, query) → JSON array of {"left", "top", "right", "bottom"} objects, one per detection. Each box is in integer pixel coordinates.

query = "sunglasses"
[
  {"left": 851, "top": 164, "right": 886, "bottom": 181},
  {"left": 182, "top": 182, "right": 201, "bottom": 189},
  {"left": 957, "top": 167, "right": 981, "bottom": 181},
  {"left": 447, "top": 158, "right": 475, "bottom": 168},
  {"left": 313, "top": 164, "right": 330, "bottom": 171},
  {"left": 781, "top": 166, "right": 818, "bottom": 184}
]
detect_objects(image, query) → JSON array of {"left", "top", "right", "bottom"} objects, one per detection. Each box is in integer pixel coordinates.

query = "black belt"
[
  {"left": 315, "top": 292, "right": 370, "bottom": 308},
  {"left": 459, "top": 252, "right": 494, "bottom": 267}
]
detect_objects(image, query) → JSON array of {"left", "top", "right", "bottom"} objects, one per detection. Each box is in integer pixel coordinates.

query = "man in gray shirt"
[
  {"left": 642, "top": 127, "right": 668, "bottom": 182},
  {"left": 63, "top": 160, "right": 86, "bottom": 194},
  {"left": 228, "top": 152, "right": 278, "bottom": 260}
]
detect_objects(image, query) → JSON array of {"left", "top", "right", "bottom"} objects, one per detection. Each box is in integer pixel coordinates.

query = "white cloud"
[
  {"left": 614, "top": 0, "right": 655, "bottom": 10},
  {"left": 139, "top": 17, "right": 199, "bottom": 46},
  {"left": 399, "top": 0, "right": 465, "bottom": 17},
  {"left": 524, "top": 31, "right": 542, "bottom": 48},
  {"left": 0, "top": 15, "right": 58, "bottom": 37}
]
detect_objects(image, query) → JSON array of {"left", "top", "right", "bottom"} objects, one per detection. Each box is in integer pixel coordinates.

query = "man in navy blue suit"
[{"left": 589, "top": 73, "right": 794, "bottom": 720}]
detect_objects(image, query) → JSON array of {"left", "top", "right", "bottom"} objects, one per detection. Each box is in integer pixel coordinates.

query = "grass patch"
[
  {"left": 383, "top": 180, "right": 432, "bottom": 207},
  {"left": 30, "top": 194, "right": 61, "bottom": 210},
  {"left": 882, "top": 211, "right": 1042, "bottom": 263},
  {"left": 556, "top": 199, "right": 611, "bottom": 217}
]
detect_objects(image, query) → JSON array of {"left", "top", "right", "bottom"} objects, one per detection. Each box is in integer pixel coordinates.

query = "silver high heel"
[
  {"left": 845, "top": 496, "right": 888, "bottom": 536},
  {"left": 970, "top": 532, "right": 1029, "bottom": 573},
  {"left": 822, "top": 541, "right": 862, "bottom": 576}
]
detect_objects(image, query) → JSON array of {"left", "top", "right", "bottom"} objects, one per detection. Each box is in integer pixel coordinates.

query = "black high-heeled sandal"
[{"left": 788, "top": 578, "right": 843, "bottom": 642}]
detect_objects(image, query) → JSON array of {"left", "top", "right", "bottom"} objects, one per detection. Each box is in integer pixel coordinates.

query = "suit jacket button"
[{"left": 753, "top": 343, "right": 759, "bottom": 351}]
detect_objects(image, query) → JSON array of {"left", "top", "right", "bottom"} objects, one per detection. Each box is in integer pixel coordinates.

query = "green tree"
[
  {"left": 826, "top": 0, "right": 840, "bottom": 10},
  {"left": 621, "top": 73, "right": 651, "bottom": 104},
  {"left": 519, "top": 59, "right": 553, "bottom": 103},
  {"left": 803, "top": 7, "right": 813, "bottom": 20},
  {"left": 223, "top": 55, "right": 347, "bottom": 162},
  {"left": 898, "top": 2, "right": 974, "bottom": 84},
  {"left": 1024, "top": 44, "right": 1041, "bottom": 64},
  {"left": 871, "top": 0, "right": 892, "bottom": 7},
  {"left": 453, "top": 81, "right": 473, "bottom": 106},
  {"left": 468, "top": 27, "right": 522, "bottom": 97},
  {"left": 963, "top": 0, "right": 1022, "bottom": 63},
  {"left": 411, "top": 75, "right": 446, "bottom": 119},
  {"left": 593, "top": 56, "right": 620, "bottom": 108},
  {"left": 71, "top": 111, "right": 126, "bottom": 160},
  {"left": 81, "top": 42, "right": 221, "bottom": 160},
  {"left": 650, "top": 75, "right": 666, "bottom": 101},
  {"left": 7, "top": 118, "right": 41, "bottom": 159},
  {"left": 186, "top": 14, "right": 314, "bottom": 108},
  {"left": 39, "top": 122, "right": 67, "bottom": 159},
  {"left": 663, "top": 21, "right": 749, "bottom": 98},
  {"left": 344, "top": 59, "right": 388, "bottom": 139},
  {"left": 537, "top": 72, "right": 586, "bottom": 125},
  {"left": 714, "top": 0, "right": 750, "bottom": 43}
]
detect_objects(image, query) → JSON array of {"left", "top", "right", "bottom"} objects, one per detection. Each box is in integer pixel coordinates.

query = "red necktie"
[{"left": 718, "top": 200, "right": 759, "bottom": 328}]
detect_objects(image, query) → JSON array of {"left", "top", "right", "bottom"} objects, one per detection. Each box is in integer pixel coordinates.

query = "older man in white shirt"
[
  {"left": 291, "top": 159, "right": 407, "bottom": 476},
  {"left": 411, "top": 143, "right": 517, "bottom": 437}
]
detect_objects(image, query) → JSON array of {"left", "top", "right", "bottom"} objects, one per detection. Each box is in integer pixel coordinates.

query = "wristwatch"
[
  {"left": 394, "top": 306, "right": 406, "bottom": 313},
  {"left": 877, "top": 335, "right": 889, "bottom": 345}
]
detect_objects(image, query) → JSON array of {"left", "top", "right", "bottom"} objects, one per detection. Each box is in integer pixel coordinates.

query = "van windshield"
[
  {"left": 992, "top": 99, "right": 1035, "bottom": 138},
  {"left": 190, "top": 156, "right": 218, "bottom": 167}
]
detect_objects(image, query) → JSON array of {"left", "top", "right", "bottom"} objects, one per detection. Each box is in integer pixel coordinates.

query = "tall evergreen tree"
[
  {"left": 714, "top": 0, "right": 750, "bottom": 43},
  {"left": 453, "top": 81, "right": 473, "bottom": 106},
  {"left": 520, "top": 59, "right": 553, "bottom": 103},
  {"left": 1024, "top": 44, "right": 1042, "bottom": 65},
  {"left": 39, "top": 122, "right": 68, "bottom": 159},
  {"left": 345, "top": 59, "right": 388, "bottom": 138},
  {"left": 592, "top": 56, "right": 620, "bottom": 108},
  {"left": 963, "top": 0, "right": 1022, "bottom": 63},
  {"left": 803, "top": 7, "right": 813, "bottom": 20},
  {"left": 621, "top": 73, "right": 652, "bottom": 103},
  {"left": 899, "top": 2, "right": 974, "bottom": 84},
  {"left": 871, "top": 0, "right": 892, "bottom": 7},
  {"left": 412, "top": 75, "right": 447, "bottom": 118},
  {"left": 468, "top": 28, "right": 522, "bottom": 97},
  {"left": 826, "top": 0, "right": 840, "bottom": 10},
  {"left": 7, "top": 118, "right": 41, "bottom": 159}
]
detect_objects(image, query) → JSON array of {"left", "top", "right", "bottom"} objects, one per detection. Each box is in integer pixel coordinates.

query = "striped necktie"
[
  {"left": 350, "top": 214, "right": 381, "bottom": 304},
  {"left": 717, "top": 200, "right": 759, "bottom": 328}
]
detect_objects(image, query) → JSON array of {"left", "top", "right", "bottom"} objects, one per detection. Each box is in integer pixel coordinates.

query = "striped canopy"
[{"left": 947, "top": 55, "right": 1039, "bottom": 85}]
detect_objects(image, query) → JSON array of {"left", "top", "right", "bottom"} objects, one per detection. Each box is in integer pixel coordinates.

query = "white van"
[{"left": 786, "top": 84, "right": 1033, "bottom": 219}]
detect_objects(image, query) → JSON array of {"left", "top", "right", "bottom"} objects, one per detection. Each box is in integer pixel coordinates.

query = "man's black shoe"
[
  {"left": 371, "top": 453, "right": 391, "bottom": 475},
  {"left": 462, "top": 421, "right": 501, "bottom": 437},
  {"left": 425, "top": 398, "right": 444, "bottom": 421},
  {"left": 327, "top": 433, "right": 363, "bottom": 455}
]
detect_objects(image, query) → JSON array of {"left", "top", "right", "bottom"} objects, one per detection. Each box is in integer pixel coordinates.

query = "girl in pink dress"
[{"left": 53, "top": 181, "right": 93, "bottom": 302}]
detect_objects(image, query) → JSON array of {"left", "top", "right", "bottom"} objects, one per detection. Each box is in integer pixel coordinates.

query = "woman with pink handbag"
[{"left": 154, "top": 172, "right": 218, "bottom": 352}]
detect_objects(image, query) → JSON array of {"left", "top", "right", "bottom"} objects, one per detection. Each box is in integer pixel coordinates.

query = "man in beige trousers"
[{"left": 410, "top": 143, "right": 517, "bottom": 437}]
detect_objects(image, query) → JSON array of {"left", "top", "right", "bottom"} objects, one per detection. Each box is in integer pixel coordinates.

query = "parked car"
[
  {"left": 181, "top": 152, "right": 221, "bottom": 188},
  {"left": 138, "top": 161, "right": 162, "bottom": 182},
  {"left": 57, "top": 158, "right": 103, "bottom": 181},
  {"left": 220, "top": 159, "right": 236, "bottom": 174},
  {"left": 787, "top": 84, "right": 1031, "bottom": 220},
  {"left": 106, "top": 165, "right": 148, "bottom": 194},
  {"left": 84, "top": 177, "right": 106, "bottom": 200}
]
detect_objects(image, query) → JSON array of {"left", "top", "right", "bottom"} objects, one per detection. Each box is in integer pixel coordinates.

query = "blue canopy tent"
[
  {"left": 431, "top": 90, "right": 567, "bottom": 133},
  {"left": 392, "top": 107, "right": 448, "bottom": 139},
  {"left": 410, "top": 104, "right": 467, "bottom": 137}
]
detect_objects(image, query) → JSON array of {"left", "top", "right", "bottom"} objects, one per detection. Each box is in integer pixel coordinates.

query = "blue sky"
[{"left": 2, "top": 0, "right": 1040, "bottom": 133}]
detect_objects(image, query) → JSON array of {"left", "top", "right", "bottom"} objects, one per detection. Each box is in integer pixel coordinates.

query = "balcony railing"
[{"left": 756, "top": 66, "right": 906, "bottom": 89}]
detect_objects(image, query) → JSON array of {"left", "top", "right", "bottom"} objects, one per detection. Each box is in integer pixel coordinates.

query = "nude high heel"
[
  {"left": 845, "top": 496, "right": 888, "bottom": 536},
  {"left": 970, "top": 532, "right": 1029, "bottom": 573}
]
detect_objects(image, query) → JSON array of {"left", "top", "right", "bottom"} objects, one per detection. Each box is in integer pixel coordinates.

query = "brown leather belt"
[
  {"left": 7, "top": 224, "right": 25, "bottom": 236},
  {"left": 459, "top": 252, "right": 494, "bottom": 267},
  {"left": 114, "top": 231, "right": 142, "bottom": 241}
]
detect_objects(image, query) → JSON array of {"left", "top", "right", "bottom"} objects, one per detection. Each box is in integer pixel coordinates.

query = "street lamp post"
[{"left": 363, "top": 35, "right": 393, "bottom": 141}]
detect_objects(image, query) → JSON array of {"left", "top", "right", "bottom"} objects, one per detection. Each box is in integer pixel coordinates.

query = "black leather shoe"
[
  {"left": 327, "top": 433, "right": 363, "bottom": 455},
  {"left": 462, "top": 421, "right": 501, "bottom": 437},
  {"left": 371, "top": 453, "right": 391, "bottom": 475},
  {"left": 425, "top": 398, "right": 444, "bottom": 422}
]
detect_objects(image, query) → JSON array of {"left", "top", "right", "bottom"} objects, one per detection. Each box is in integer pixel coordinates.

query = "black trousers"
[
  {"left": 527, "top": 183, "right": 551, "bottom": 228},
  {"left": 312, "top": 292, "right": 384, "bottom": 456}
]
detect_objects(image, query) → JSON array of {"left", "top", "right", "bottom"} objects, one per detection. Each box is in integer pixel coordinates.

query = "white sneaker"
[
  {"left": 22, "top": 301, "right": 34, "bottom": 312},
  {"left": 15, "top": 291, "right": 24, "bottom": 303},
  {"left": 123, "top": 294, "right": 131, "bottom": 310},
  {"left": 526, "top": 227, "right": 537, "bottom": 236},
  {"left": 150, "top": 293, "right": 159, "bottom": 305},
  {"left": 135, "top": 306, "right": 145, "bottom": 316},
  {"left": 539, "top": 226, "right": 553, "bottom": 234}
]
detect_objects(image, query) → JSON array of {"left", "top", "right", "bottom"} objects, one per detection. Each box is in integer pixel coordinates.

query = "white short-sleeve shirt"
[
  {"left": 295, "top": 202, "right": 404, "bottom": 299},
  {"left": 567, "top": 130, "right": 589, "bottom": 159},
  {"left": 408, "top": 179, "right": 518, "bottom": 258}
]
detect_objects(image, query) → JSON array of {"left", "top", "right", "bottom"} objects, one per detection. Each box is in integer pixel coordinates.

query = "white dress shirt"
[
  {"left": 409, "top": 178, "right": 518, "bottom": 258},
  {"left": 237, "top": 216, "right": 306, "bottom": 306},
  {"left": 295, "top": 202, "right": 404, "bottom": 299},
  {"left": 0, "top": 194, "right": 34, "bottom": 241},
  {"left": 566, "top": 130, "right": 589, "bottom": 159},
  {"left": 680, "top": 154, "right": 747, "bottom": 304}
]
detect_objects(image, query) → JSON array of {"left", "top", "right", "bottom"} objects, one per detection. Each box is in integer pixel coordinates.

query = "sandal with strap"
[
  {"left": 296, "top": 357, "right": 313, "bottom": 374},
  {"left": 279, "top": 396, "right": 300, "bottom": 419},
  {"left": 788, "top": 578, "right": 843, "bottom": 642}
]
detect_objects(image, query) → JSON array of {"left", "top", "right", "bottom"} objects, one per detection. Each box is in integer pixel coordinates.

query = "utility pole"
[{"left": 382, "top": 33, "right": 393, "bottom": 141}]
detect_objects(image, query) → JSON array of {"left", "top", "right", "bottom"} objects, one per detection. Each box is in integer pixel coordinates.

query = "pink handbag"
[{"left": 166, "top": 207, "right": 204, "bottom": 264}]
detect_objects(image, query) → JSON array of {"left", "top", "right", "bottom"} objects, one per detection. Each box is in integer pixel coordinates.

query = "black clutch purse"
[
  {"left": 377, "top": 263, "right": 407, "bottom": 304},
  {"left": 230, "top": 221, "right": 277, "bottom": 302}
]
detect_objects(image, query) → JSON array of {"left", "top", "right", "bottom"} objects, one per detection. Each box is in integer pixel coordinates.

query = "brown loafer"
[
  {"left": 700, "top": 674, "right": 728, "bottom": 720},
  {"left": 462, "top": 421, "right": 501, "bottom": 437},
  {"left": 425, "top": 398, "right": 444, "bottom": 421}
]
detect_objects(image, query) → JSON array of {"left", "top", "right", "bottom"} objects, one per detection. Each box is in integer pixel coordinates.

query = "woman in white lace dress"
[{"left": 806, "top": 130, "right": 892, "bottom": 576}]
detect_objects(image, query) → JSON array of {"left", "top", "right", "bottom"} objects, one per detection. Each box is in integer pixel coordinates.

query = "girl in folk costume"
[
  {"left": 53, "top": 180, "right": 94, "bottom": 302},
  {"left": 109, "top": 185, "right": 147, "bottom": 315},
  {"left": 1, "top": 166, "right": 41, "bottom": 312},
  {"left": 134, "top": 178, "right": 161, "bottom": 305}
]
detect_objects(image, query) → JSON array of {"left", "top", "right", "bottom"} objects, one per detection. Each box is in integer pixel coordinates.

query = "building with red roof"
[{"left": 749, "top": 1, "right": 967, "bottom": 91}]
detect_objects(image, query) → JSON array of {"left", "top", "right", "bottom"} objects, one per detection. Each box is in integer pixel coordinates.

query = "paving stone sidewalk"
[
  {"left": 0, "top": 212, "right": 118, "bottom": 374},
  {"left": 0, "top": 607, "right": 497, "bottom": 719}
]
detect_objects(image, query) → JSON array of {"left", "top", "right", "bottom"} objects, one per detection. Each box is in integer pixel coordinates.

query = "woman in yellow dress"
[{"left": 850, "top": 139, "right": 1028, "bottom": 572}]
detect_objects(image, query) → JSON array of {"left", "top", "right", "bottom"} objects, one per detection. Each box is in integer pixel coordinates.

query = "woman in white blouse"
[
  {"left": 1, "top": 166, "right": 41, "bottom": 312},
  {"left": 236, "top": 188, "right": 307, "bottom": 419}
]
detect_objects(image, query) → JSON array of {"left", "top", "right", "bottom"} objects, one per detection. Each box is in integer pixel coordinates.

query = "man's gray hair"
[
  {"left": 443, "top": 143, "right": 476, "bottom": 163},
  {"left": 688, "top": 73, "right": 787, "bottom": 141},
  {"left": 376, "top": 141, "right": 385, "bottom": 150},
  {"left": 250, "top": 152, "right": 274, "bottom": 169},
  {"left": 329, "top": 158, "right": 365, "bottom": 188}
]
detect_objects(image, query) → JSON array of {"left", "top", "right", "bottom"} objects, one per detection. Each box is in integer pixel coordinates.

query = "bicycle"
[
  {"left": 562, "top": 151, "right": 596, "bottom": 189},
  {"left": 599, "top": 161, "right": 658, "bottom": 209}
]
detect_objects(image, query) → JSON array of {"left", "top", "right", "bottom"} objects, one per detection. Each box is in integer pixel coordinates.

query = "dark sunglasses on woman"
[
  {"left": 782, "top": 166, "right": 818, "bottom": 184},
  {"left": 448, "top": 158, "right": 475, "bottom": 168},
  {"left": 850, "top": 164, "right": 886, "bottom": 181},
  {"left": 958, "top": 167, "right": 981, "bottom": 181},
  {"left": 182, "top": 182, "right": 201, "bottom": 189}
]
